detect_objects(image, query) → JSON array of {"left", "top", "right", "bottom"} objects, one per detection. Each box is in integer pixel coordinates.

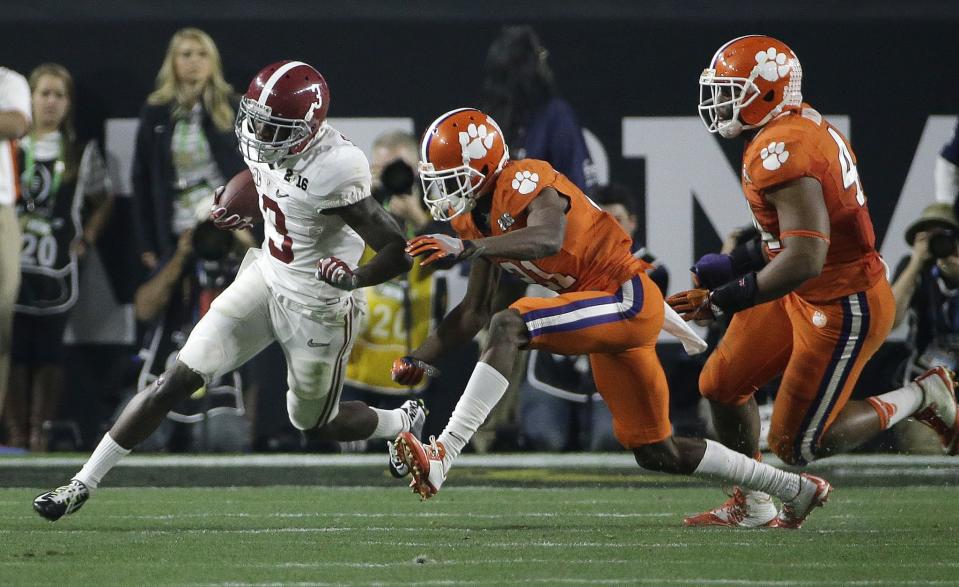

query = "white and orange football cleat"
[
  {"left": 683, "top": 487, "right": 778, "bottom": 528},
  {"left": 912, "top": 366, "right": 959, "bottom": 454},
  {"left": 393, "top": 432, "right": 450, "bottom": 500},
  {"left": 770, "top": 473, "right": 831, "bottom": 529}
]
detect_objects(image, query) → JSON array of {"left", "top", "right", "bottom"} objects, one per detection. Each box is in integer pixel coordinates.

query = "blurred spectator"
[
  {"left": 887, "top": 202, "right": 958, "bottom": 452},
  {"left": 341, "top": 131, "right": 441, "bottom": 450},
  {"left": 593, "top": 183, "right": 668, "bottom": 291},
  {"left": 0, "top": 66, "right": 31, "bottom": 442},
  {"left": 474, "top": 25, "right": 598, "bottom": 452},
  {"left": 893, "top": 203, "right": 959, "bottom": 375},
  {"left": 131, "top": 27, "right": 244, "bottom": 271},
  {"left": 4, "top": 64, "right": 114, "bottom": 451},
  {"left": 129, "top": 223, "right": 254, "bottom": 452},
  {"left": 482, "top": 25, "right": 596, "bottom": 191},
  {"left": 936, "top": 118, "right": 959, "bottom": 204}
]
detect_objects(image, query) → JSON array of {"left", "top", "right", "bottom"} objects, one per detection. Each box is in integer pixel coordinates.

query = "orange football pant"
[
  {"left": 511, "top": 273, "right": 672, "bottom": 448},
  {"left": 699, "top": 279, "right": 895, "bottom": 464}
]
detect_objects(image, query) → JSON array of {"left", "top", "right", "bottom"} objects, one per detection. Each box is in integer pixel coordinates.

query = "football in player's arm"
[{"left": 33, "top": 61, "right": 425, "bottom": 522}]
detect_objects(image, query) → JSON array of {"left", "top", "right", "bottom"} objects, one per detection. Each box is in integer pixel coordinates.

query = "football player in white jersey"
[{"left": 33, "top": 61, "right": 425, "bottom": 521}]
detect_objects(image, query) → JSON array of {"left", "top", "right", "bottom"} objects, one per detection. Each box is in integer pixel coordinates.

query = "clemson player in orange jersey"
[
  {"left": 668, "top": 35, "right": 959, "bottom": 528},
  {"left": 388, "top": 107, "right": 832, "bottom": 528}
]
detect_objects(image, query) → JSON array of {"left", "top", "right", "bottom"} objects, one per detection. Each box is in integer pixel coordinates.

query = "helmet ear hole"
[{"left": 763, "top": 90, "right": 776, "bottom": 102}]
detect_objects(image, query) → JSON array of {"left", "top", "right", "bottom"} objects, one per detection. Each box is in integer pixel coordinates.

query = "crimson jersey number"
[{"left": 261, "top": 194, "right": 294, "bottom": 263}]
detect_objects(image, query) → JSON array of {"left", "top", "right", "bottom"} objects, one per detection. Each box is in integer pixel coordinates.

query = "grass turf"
[{"left": 2, "top": 485, "right": 958, "bottom": 585}]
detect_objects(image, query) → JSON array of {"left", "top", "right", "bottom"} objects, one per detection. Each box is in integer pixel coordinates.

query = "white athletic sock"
[
  {"left": 74, "top": 433, "right": 131, "bottom": 490},
  {"left": 438, "top": 362, "right": 510, "bottom": 461},
  {"left": 693, "top": 439, "right": 801, "bottom": 502},
  {"left": 370, "top": 407, "right": 407, "bottom": 439},
  {"left": 866, "top": 383, "right": 924, "bottom": 430}
]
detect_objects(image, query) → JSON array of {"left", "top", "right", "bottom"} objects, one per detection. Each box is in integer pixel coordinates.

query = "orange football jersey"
[
  {"left": 451, "top": 159, "right": 646, "bottom": 294},
  {"left": 741, "top": 104, "right": 885, "bottom": 302}
]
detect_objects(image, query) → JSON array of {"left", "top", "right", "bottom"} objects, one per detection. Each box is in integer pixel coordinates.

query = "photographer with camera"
[
  {"left": 893, "top": 202, "right": 959, "bottom": 379},
  {"left": 130, "top": 219, "right": 253, "bottom": 451}
]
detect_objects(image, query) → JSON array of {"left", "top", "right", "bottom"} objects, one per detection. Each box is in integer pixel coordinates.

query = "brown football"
[{"left": 218, "top": 169, "right": 261, "bottom": 224}]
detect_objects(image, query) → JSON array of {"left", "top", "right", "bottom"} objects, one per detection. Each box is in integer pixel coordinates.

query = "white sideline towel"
[{"left": 662, "top": 301, "right": 708, "bottom": 355}]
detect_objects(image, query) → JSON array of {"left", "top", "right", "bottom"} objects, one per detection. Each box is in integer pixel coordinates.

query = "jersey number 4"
[
  {"left": 261, "top": 194, "right": 294, "bottom": 263},
  {"left": 827, "top": 127, "right": 866, "bottom": 207}
]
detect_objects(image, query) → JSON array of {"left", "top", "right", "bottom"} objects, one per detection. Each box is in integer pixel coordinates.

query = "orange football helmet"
[
  {"left": 699, "top": 35, "right": 802, "bottom": 138},
  {"left": 419, "top": 108, "right": 509, "bottom": 221}
]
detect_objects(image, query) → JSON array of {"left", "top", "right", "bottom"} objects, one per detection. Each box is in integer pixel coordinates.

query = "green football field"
[{"left": 3, "top": 483, "right": 959, "bottom": 586}]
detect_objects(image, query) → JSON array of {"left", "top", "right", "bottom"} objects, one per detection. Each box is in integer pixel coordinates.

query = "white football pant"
[{"left": 178, "top": 250, "right": 358, "bottom": 430}]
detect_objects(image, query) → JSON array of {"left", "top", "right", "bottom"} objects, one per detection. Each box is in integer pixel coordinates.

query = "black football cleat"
[{"left": 33, "top": 479, "right": 90, "bottom": 521}]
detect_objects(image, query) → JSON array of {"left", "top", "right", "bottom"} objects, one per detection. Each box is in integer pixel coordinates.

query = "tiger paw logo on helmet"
[
  {"left": 458, "top": 123, "right": 496, "bottom": 161},
  {"left": 755, "top": 48, "right": 791, "bottom": 82},
  {"left": 512, "top": 170, "right": 539, "bottom": 195},
  {"left": 760, "top": 142, "right": 790, "bottom": 171}
]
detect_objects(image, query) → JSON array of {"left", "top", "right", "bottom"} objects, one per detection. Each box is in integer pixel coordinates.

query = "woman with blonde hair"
[
  {"left": 5, "top": 63, "right": 114, "bottom": 451},
  {"left": 131, "top": 27, "right": 244, "bottom": 270}
]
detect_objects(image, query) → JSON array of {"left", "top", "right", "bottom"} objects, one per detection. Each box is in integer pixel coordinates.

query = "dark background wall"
[{"left": 4, "top": 0, "right": 957, "bottom": 251}]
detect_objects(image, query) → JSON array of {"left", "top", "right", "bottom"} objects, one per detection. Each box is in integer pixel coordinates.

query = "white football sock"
[
  {"left": 438, "top": 362, "right": 510, "bottom": 461},
  {"left": 866, "top": 383, "right": 924, "bottom": 430},
  {"left": 74, "top": 433, "right": 131, "bottom": 490},
  {"left": 370, "top": 407, "right": 407, "bottom": 439},
  {"left": 693, "top": 439, "right": 801, "bottom": 502}
]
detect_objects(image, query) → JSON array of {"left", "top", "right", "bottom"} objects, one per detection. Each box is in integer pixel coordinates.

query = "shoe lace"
[
  {"left": 50, "top": 482, "right": 84, "bottom": 503},
  {"left": 426, "top": 435, "right": 447, "bottom": 461},
  {"left": 708, "top": 488, "right": 747, "bottom": 523}
]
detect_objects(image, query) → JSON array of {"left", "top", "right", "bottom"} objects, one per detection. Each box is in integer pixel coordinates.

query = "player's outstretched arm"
[
  {"left": 468, "top": 187, "right": 568, "bottom": 260},
  {"left": 408, "top": 188, "right": 569, "bottom": 267},
  {"left": 334, "top": 196, "right": 413, "bottom": 288}
]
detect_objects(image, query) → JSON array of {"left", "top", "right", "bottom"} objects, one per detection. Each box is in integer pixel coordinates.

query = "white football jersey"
[{"left": 245, "top": 124, "right": 372, "bottom": 309}]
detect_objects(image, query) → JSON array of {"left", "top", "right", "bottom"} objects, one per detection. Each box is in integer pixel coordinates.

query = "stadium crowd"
[{"left": 0, "top": 25, "right": 955, "bottom": 461}]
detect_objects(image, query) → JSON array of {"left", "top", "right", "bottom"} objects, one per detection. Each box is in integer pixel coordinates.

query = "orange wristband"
[{"left": 779, "top": 229, "right": 830, "bottom": 244}]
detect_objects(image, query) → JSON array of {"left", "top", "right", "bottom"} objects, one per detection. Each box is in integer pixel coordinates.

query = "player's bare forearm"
[
  {"left": 471, "top": 224, "right": 563, "bottom": 260},
  {"left": 353, "top": 239, "right": 412, "bottom": 288},
  {"left": 471, "top": 186, "right": 568, "bottom": 261},
  {"left": 411, "top": 304, "right": 488, "bottom": 364},
  {"left": 754, "top": 241, "right": 825, "bottom": 303},
  {"left": 412, "top": 257, "right": 498, "bottom": 363},
  {"left": 335, "top": 196, "right": 413, "bottom": 287}
]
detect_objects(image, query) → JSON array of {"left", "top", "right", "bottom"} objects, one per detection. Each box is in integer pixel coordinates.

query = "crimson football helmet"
[
  {"left": 699, "top": 35, "right": 802, "bottom": 138},
  {"left": 419, "top": 108, "right": 508, "bottom": 221},
  {"left": 235, "top": 60, "right": 330, "bottom": 163}
]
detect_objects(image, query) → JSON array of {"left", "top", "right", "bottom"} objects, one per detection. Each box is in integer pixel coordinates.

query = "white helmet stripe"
[
  {"left": 258, "top": 61, "right": 306, "bottom": 105},
  {"left": 420, "top": 107, "right": 477, "bottom": 161}
]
